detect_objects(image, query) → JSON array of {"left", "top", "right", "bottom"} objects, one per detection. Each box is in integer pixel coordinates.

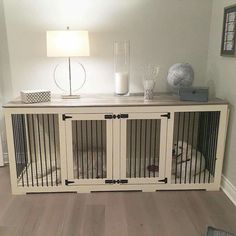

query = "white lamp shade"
[{"left": 47, "top": 30, "right": 90, "bottom": 57}]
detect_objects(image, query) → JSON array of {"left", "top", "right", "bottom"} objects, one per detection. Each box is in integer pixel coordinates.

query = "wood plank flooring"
[{"left": 0, "top": 165, "right": 236, "bottom": 236}]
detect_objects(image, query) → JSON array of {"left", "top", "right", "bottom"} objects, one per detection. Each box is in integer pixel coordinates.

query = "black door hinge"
[
  {"left": 104, "top": 114, "right": 117, "bottom": 119},
  {"left": 105, "top": 179, "right": 128, "bottom": 184},
  {"left": 65, "top": 180, "right": 75, "bottom": 185},
  {"left": 105, "top": 114, "right": 129, "bottom": 119},
  {"left": 117, "top": 114, "right": 129, "bottom": 119},
  {"left": 105, "top": 179, "right": 116, "bottom": 184},
  {"left": 117, "top": 179, "right": 128, "bottom": 184},
  {"left": 62, "top": 114, "right": 73, "bottom": 121},
  {"left": 161, "top": 113, "right": 170, "bottom": 119},
  {"left": 158, "top": 178, "right": 168, "bottom": 184}
]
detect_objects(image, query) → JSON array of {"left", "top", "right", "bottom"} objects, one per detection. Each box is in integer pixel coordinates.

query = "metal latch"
[
  {"left": 158, "top": 178, "right": 168, "bottom": 184},
  {"left": 65, "top": 180, "right": 75, "bottom": 185},
  {"left": 117, "top": 114, "right": 129, "bottom": 119},
  {"left": 105, "top": 179, "right": 128, "bottom": 184},
  {"left": 161, "top": 113, "right": 170, "bottom": 119},
  {"left": 62, "top": 114, "right": 73, "bottom": 121}
]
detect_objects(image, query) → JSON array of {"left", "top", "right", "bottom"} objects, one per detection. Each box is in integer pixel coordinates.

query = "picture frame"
[{"left": 221, "top": 4, "right": 236, "bottom": 56}]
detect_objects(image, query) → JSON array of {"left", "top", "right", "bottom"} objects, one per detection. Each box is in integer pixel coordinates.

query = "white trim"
[
  {"left": 4, "top": 104, "right": 230, "bottom": 194},
  {"left": 0, "top": 135, "right": 3, "bottom": 166},
  {"left": 221, "top": 175, "right": 236, "bottom": 206}
]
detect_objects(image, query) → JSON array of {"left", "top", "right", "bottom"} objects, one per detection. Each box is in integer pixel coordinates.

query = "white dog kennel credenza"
[{"left": 4, "top": 95, "right": 229, "bottom": 194}]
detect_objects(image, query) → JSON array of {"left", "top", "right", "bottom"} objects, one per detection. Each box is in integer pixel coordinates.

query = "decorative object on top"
[
  {"left": 167, "top": 63, "right": 194, "bottom": 91},
  {"left": 221, "top": 5, "right": 236, "bottom": 56},
  {"left": 47, "top": 27, "right": 90, "bottom": 99},
  {"left": 179, "top": 87, "right": 209, "bottom": 102},
  {"left": 114, "top": 41, "right": 130, "bottom": 95},
  {"left": 21, "top": 90, "right": 51, "bottom": 103},
  {"left": 142, "top": 65, "right": 160, "bottom": 101}
]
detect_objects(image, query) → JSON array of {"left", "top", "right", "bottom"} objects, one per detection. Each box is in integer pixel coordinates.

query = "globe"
[{"left": 167, "top": 63, "right": 194, "bottom": 90}]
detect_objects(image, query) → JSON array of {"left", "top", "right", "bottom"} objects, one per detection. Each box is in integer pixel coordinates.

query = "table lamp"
[{"left": 47, "top": 27, "right": 90, "bottom": 98}]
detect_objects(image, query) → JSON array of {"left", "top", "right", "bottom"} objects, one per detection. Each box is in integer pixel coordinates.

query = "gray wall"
[
  {"left": 206, "top": 0, "right": 236, "bottom": 186},
  {"left": 3, "top": 0, "right": 213, "bottom": 96},
  {"left": 0, "top": 0, "right": 12, "bottom": 153}
]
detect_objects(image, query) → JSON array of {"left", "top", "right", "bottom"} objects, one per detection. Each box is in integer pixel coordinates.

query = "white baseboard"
[{"left": 221, "top": 175, "right": 236, "bottom": 206}]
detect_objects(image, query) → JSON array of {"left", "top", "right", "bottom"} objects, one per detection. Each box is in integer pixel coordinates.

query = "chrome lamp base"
[{"left": 61, "top": 94, "right": 80, "bottom": 99}]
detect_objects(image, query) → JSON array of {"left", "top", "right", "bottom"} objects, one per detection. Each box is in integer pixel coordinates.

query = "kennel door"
[
  {"left": 120, "top": 113, "right": 168, "bottom": 184},
  {"left": 65, "top": 113, "right": 113, "bottom": 185}
]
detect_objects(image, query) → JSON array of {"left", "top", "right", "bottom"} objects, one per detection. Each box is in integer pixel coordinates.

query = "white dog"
[{"left": 172, "top": 141, "right": 205, "bottom": 178}]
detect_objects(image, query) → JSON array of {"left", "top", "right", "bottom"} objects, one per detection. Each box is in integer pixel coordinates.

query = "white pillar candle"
[{"left": 115, "top": 72, "right": 129, "bottom": 95}]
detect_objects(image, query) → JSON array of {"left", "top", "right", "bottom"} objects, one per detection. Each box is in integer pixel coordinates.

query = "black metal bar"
[
  {"left": 52, "top": 115, "right": 58, "bottom": 185},
  {"left": 17, "top": 115, "right": 24, "bottom": 186},
  {"left": 19, "top": 115, "right": 25, "bottom": 186},
  {"left": 211, "top": 113, "right": 217, "bottom": 177},
  {"left": 153, "top": 119, "right": 158, "bottom": 178},
  {"left": 91, "top": 120, "right": 94, "bottom": 179},
  {"left": 203, "top": 113, "right": 209, "bottom": 183},
  {"left": 139, "top": 120, "right": 142, "bottom": 178},
  {"left": 21, "top": 114, "right": 29, "bottom": 187},
  {"left": 212, "top": 112, "right": 220, "bottom": 176},
  {"left": 175, "top": 113, "right": 181, "bottom": 184},
  {"left": 212, "top": 112, "right": 219, "bottom": 176},
  {"left": 75, "top": 121, "right": 79, "bottom": 179},
  {"left": 101, "top": 121, "right": 104, "bottom": 179},
  {"left": 32, "top": 115, "right": 39, "bottom": 186},
  {"left": 14, "top": 116, "right": 20, "bottom": 178},
  {"left": 134, "top": 120, "right": 138, "bottom": 178},
  {"left": 26, "top": 115, "right": 34, "bottom": 187},
  {"left": 208, "top": 112, "right": 217, "bottom": 183},
  {"left": 96, "top": 120, "right": 99, "bottom": 178},
  {"left": 189, "top": 112, "right": 195, "bottom": 183},
  {"left": 103, "top": 121, "right": 107, "bottom": 178},
  {"left": 12, "top": 116, "right": 20, "bottom": 181},
  {"left": 149, "top": 120, "right": 153, "bottom": 178},
  {"left": 47, "top": 115, "right": 53, "bottom": 186},
  {"left": 180, "top": 113, "right": 186, "bottom": 184},
  {"left": 199, "top": 113, "right": 206, "bottom": 183},
  {"left": 144, "top": 120, "right": 147, "bottom": 178},
  {"left": 81, "top": 121, "right": 84, "bottom": 179},
  {"left": 42, "top": 115, "right": 48, "bottom": 186},
  {"left": 86, "top": 120, "right": 89, "bottom": 179},
  {"left": 208, "top": 112, "right": 214, "bottom": 183},
  {"left": 129, "top": 121, "right": 132, "bottom": 178},
  {"left": 184, "top": 112, "right": 191, "bottom": 183},
  {"left": 37, "top": 114, "right": 44, "bottom": 186},
  {"left": 198, "top": 113, "right": 204, "bottom": 183},
  {"left": 194, "top": 113, "right": 200, "bottom": 184}
]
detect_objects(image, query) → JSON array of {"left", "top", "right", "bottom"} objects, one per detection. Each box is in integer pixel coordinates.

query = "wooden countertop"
[{"left": 3, "top": 93, "right": 228, "bottom": 108}]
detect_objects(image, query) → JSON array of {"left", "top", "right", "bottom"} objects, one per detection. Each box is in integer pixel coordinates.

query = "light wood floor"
[{"left": 0, "top": 166, "right": 236, "bottom": 236}]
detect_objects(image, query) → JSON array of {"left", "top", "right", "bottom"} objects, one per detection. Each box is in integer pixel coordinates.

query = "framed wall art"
[{"left": 221, "top": 5, "right": 236, "bottom": 56}]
